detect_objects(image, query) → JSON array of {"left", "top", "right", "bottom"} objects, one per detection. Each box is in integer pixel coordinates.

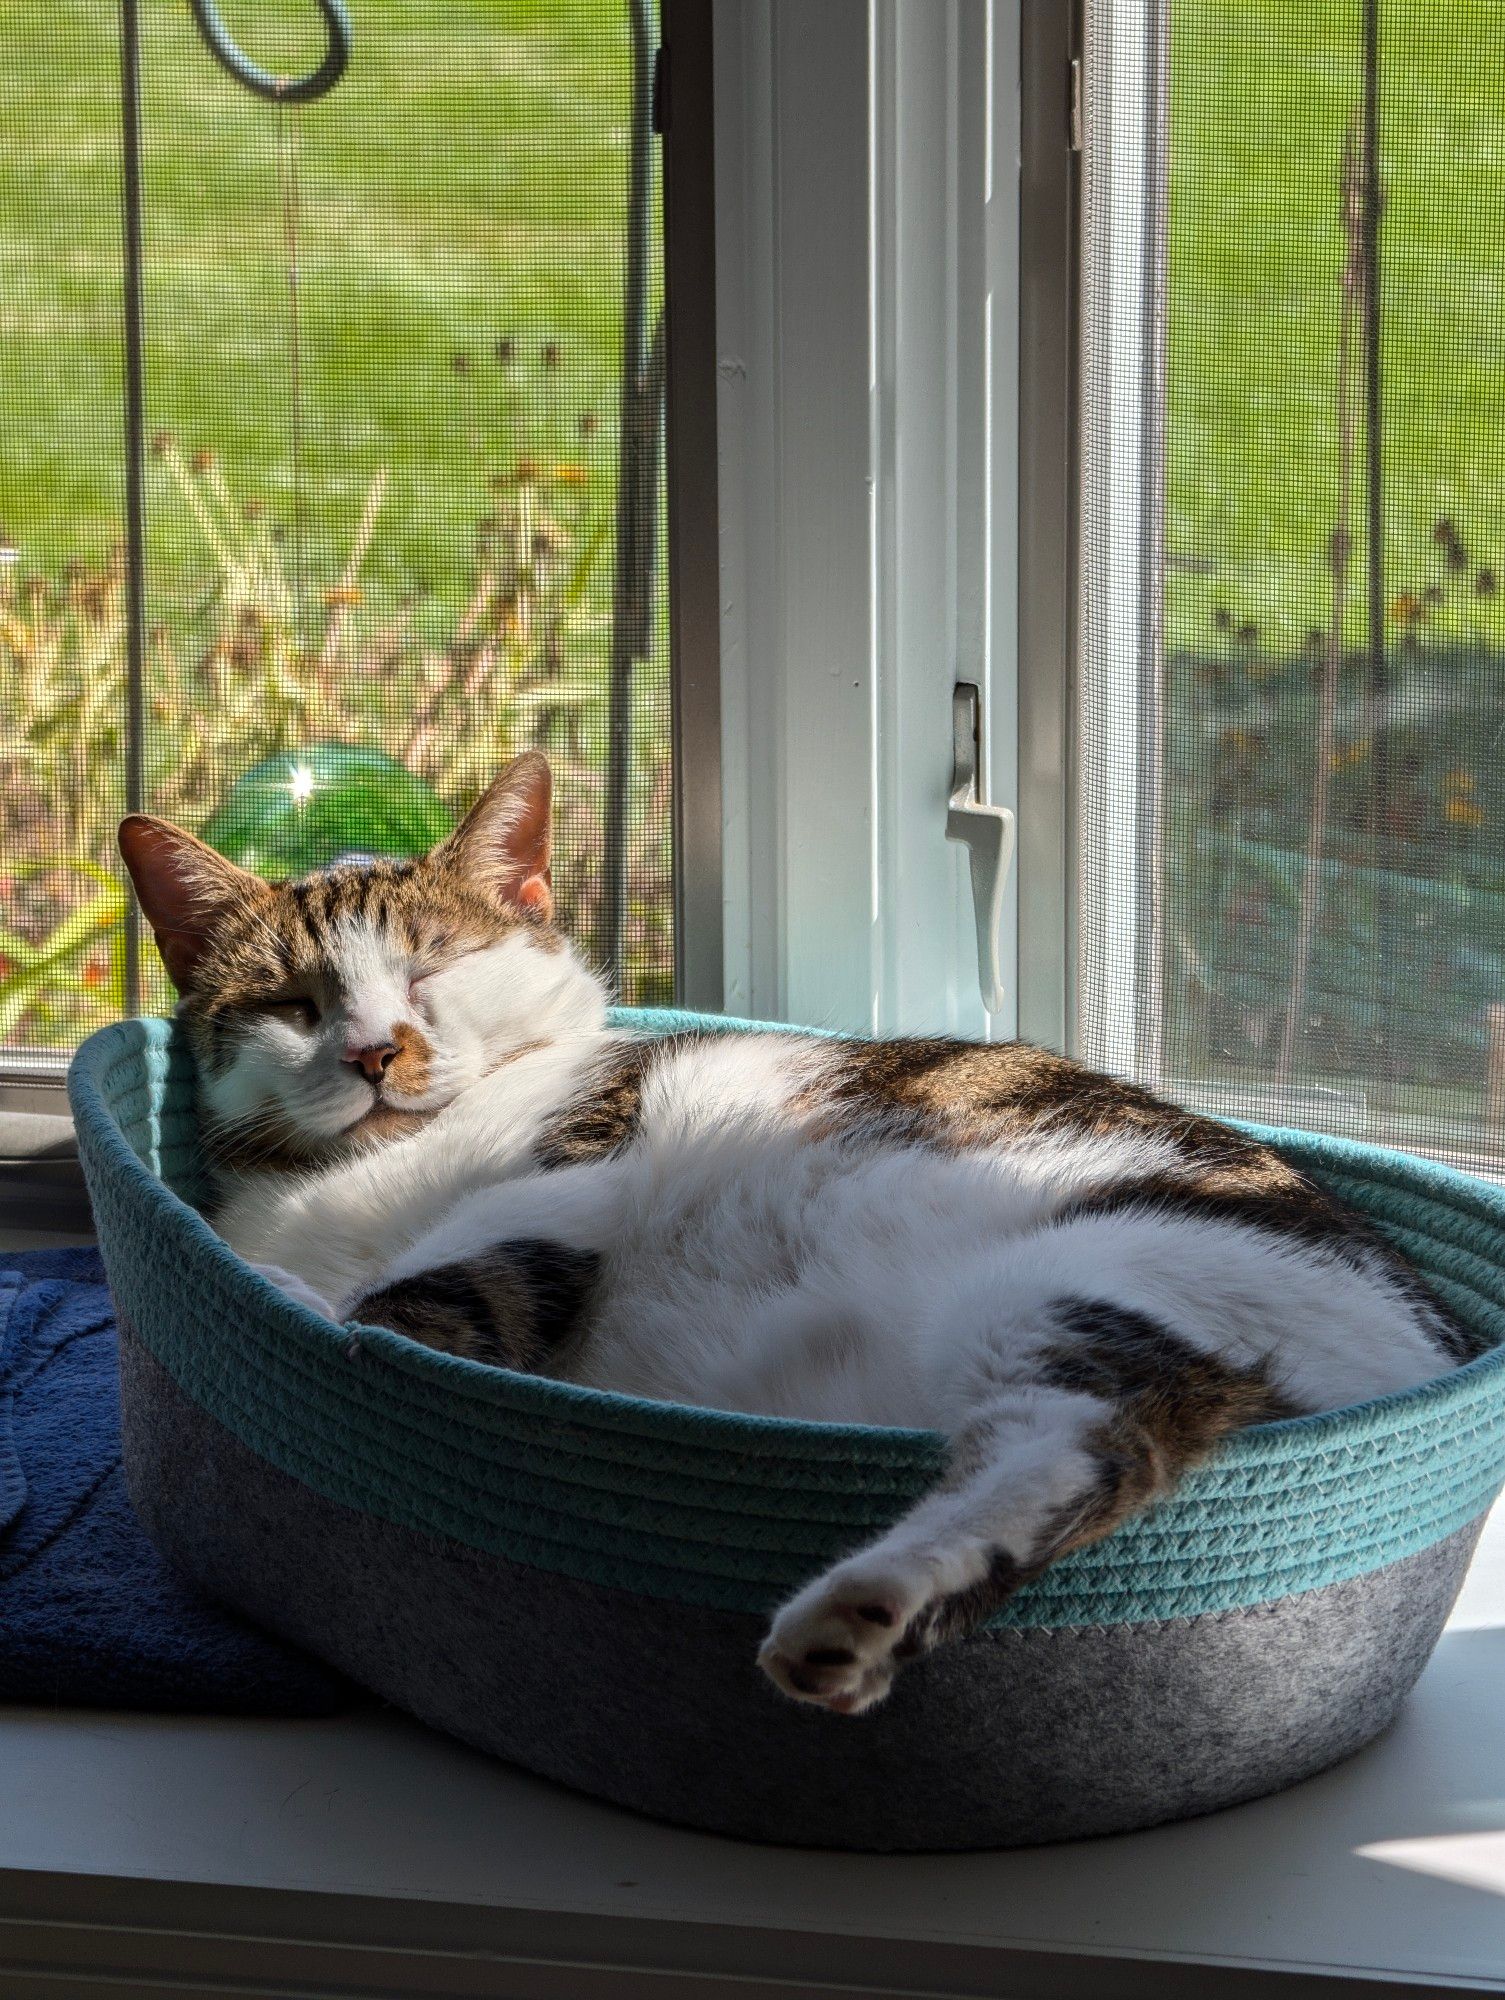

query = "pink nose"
[{"left": 344, "top": 1041, "right": 398, "bottom": 1083}]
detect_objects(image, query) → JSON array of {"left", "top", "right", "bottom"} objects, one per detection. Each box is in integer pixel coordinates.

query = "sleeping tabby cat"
[{"left": 118, "top": 755, "right": 1478, "bottom": 1715}]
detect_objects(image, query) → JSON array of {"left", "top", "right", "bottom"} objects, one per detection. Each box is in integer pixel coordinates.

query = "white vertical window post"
[
  {"left": 713, "top": 1, "right": 1022, "bottom": 1039},
  {"left": 1077, "top": 0, "right": 1167, "bottom": 1083}
]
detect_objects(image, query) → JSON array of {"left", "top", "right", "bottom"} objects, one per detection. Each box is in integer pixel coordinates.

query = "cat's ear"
[
  {"left": 437, "top": 752, "right": 554, "bottom": 918},
  {"left": 117, "top": 815, "right": 264, "bottom": 991}
]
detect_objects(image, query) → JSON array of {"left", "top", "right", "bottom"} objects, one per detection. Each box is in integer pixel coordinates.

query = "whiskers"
[
  {"left": 199, "top": 1064, "right": 371, "bottom": 1173},
  {"left": 199, "top": 1098, "right": 307, "bottom": 1174}
]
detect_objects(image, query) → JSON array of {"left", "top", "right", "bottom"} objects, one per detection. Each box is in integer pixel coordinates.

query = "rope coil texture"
[{"left": 69, "top": 1011, "right": 1505, "bottom": 1628}]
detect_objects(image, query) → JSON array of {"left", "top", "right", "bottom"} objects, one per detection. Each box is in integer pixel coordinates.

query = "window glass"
[
  {"left": 1, "top": 0, "right": 671, "bottom": 1063},
  {"left": 1080, "top": 0, "right": 1505, "bottom": 1172}
]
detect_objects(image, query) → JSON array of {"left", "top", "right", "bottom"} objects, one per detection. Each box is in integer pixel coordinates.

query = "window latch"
[{"left": 946, "top": 683, "right": 1014, "bottom": 1018}]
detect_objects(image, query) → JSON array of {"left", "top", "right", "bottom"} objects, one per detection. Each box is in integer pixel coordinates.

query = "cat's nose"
[{"left": 343, "top": 1040, "right": 398, "bottom": 1083}]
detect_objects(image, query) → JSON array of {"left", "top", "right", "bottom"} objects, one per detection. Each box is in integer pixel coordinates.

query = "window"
[
  {"left": 2, "top": 0, "right": 682, "bottom": 1072},
  {"left": 1079, "top": 0, "right": 1505, "bottom": 1172},
  {"left": 713, "top": 0, "right": 1023, "bottom": 1039}
]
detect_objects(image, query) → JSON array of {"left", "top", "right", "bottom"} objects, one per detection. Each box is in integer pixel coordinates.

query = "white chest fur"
[{"left": 214, "top": 1034, "right": 609, "bottom": 1307}]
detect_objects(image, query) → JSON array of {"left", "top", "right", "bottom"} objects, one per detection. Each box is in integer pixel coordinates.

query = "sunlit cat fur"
[{"left": 118, "top": 756, "right": 1475, "bottom": 1715}]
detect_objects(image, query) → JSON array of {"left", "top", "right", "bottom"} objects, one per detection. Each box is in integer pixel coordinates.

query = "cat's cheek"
[{"left": 418, "top": 1004, "right": 482, "bottom": 1080}]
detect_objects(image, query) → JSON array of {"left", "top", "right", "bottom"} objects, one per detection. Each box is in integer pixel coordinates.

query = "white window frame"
[
  {"left": 713, "top": 0, "right": 1054, "bottom": 1044},
  {"left": 1076, "top": 0, "right": 1166, "bottom": 1086}
]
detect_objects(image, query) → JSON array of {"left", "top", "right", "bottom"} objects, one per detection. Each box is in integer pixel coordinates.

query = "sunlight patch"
[{"left": 1358, "top": 1831, "right": 1505, "bottom": 1898}]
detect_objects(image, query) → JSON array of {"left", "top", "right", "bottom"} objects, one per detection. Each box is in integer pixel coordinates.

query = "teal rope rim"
[
  {"left": 70, "top": 1010, "right": 1505, "bottom": 1455},
  {"left": 68, "top": 1011, "right": 1505, "bottom": 1625}
]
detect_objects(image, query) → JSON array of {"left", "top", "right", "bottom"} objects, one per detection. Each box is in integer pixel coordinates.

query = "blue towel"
[{"left": 0, "top": 1247, "right": 350, "bottom": 1714}]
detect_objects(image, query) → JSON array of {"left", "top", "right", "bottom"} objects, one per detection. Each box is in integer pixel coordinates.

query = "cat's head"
[{"left": 118, "top": 752, "right": 607, "bottom": 1168}]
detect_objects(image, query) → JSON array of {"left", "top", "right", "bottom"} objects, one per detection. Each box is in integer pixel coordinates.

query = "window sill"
[
  {"left": 0, "top": 1100, "right": 92, "bottom": 1246},
  {"left": 2, "top": 1189, "right": 1501, "bottom": 1996},
  {"left": 0, "top": 1506, "right": 1500, "bottom": 1995}
]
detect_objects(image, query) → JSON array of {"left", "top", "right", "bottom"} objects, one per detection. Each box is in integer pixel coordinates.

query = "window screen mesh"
[
  {"left": 2, "top": 0, "right": 671, "bottom": 1064},
  {"left": 1080, "top": 0, "right": 1505, "bottom": 1173}
]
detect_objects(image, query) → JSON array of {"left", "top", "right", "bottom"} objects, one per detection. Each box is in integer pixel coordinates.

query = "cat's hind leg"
[
  {"left": 759, "top": 1382, "right": 1107, "bottom": 1713},
  {"left": 354, "top": 1236, "right": 599, "bottom": 1371},
  {"left": 759, "top": 1298, "right": 1290, "bottom": 1714},
  {"left": 348, "top": 1161, "right": 622, "bottom": 1371}
]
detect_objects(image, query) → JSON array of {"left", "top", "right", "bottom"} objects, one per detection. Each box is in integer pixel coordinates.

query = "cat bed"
[{"left": 70, "top": 1009, "right": 1505, "bottom": 1851}]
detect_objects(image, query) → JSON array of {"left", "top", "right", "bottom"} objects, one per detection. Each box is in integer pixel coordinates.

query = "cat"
[{"left": 117, "top": 753, "right": 1478, "bottom": 1716}]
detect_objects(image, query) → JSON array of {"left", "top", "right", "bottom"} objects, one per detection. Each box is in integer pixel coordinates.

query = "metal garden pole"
[
  {"left": 600, "top": 0, "right": 659, "bottom": 988},
  {"left": 117, "top": 0, "right": 148, "bottom": 1015},
  {"left": 1361, "top": 0, "right": 1391, "bottom": 1095},
  {"left": 115, "top": 0, "right": 349, "bottom": 1012}
]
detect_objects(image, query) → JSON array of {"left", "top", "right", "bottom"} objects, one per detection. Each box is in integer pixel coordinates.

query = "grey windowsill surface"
[
  {"left": 1, "top": 1192, "right": 1502, "bottom": 1995},
  {"left": 0, "top": 1100, "right": 93, "bottom": 1247}
]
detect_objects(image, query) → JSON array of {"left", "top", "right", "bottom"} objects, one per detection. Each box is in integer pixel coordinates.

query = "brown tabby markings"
[
  {"left": 761, "top": 1037, "right": 1470, "bottom": 1676},
  {"left": 1041, "top": 1300, "right": 1297, "bottom": 1535},
  {"left": 183, "top": 854, "right": 554, "bottom": 1169},
  {"left": 354, "top": 1239, "right": 599, "bottom": 1371},
  {"left": 874, "top": 1305, "right": 1297, "bottom": 1660},
  {"left": 186, "top": 856, "right": 544, "bottom": 1054},
  {"left": 826, "top": 1035, "right": 1283, "bottom": 1172},
  {"left": 530, "top": 1037, "right": 672, "bottom": 1170},
  {"left": 823, "top": 1036, "right": 1482, "bottom": 1357}
]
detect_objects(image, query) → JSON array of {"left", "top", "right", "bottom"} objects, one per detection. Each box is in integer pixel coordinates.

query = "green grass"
[
  {"left": 0, "top": 1, "right": 674, "bottom": 1041},
  {"left": 1, "top": 0, "right": 654, "bottom": 632},
  {"left": 10, "top": 2, "right": 1501, "bottom": 660},
  {"left": 7, "top": 0, "right": 1505, "bottom": 1069},
  {"left": 1169, "top": 0, "right": 1505, "bottom": 656}
]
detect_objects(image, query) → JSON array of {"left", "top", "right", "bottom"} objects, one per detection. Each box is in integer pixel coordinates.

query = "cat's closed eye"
[{"left": 264, "top": 997, "right": 320, "bottom": 1030}]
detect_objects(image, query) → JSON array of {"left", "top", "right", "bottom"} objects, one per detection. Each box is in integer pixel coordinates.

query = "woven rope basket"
[{"left": 70, "top": 1009, "right": 1505, "bottom": 1850}]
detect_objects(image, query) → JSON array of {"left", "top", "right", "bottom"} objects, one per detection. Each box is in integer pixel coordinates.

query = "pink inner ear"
[
  {"left": 117, "top": 814, "right": 256, "bottom": 991},
  {"left": 443, "top": 754, "right": 555, "bottom": 911}
]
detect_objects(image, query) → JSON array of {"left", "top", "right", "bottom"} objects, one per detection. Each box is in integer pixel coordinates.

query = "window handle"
[{"left": 946, "top": 683, "right": 1014, "bottom": 1017}]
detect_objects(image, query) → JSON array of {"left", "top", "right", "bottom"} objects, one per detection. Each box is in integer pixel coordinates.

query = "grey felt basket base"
[{"left": 120, "top": 1329, "right": 1481, "bottom": 1852}]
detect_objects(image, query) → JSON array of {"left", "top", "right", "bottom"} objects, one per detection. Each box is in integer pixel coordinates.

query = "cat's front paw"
[
  {"left": 758, "top": 1561, "right": 934, "bottom": 1716},
  {"left": 249, "top": 1262, "right": 339, "bottom": 1322}
]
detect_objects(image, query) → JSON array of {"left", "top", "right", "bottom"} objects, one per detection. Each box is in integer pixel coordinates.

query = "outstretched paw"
[
  {"left": 250, "top": 1262, "right": 339, "bottom": 1322},
  {"left": 758, "top": 1562, "right": 936, "bottom": 1716}
]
